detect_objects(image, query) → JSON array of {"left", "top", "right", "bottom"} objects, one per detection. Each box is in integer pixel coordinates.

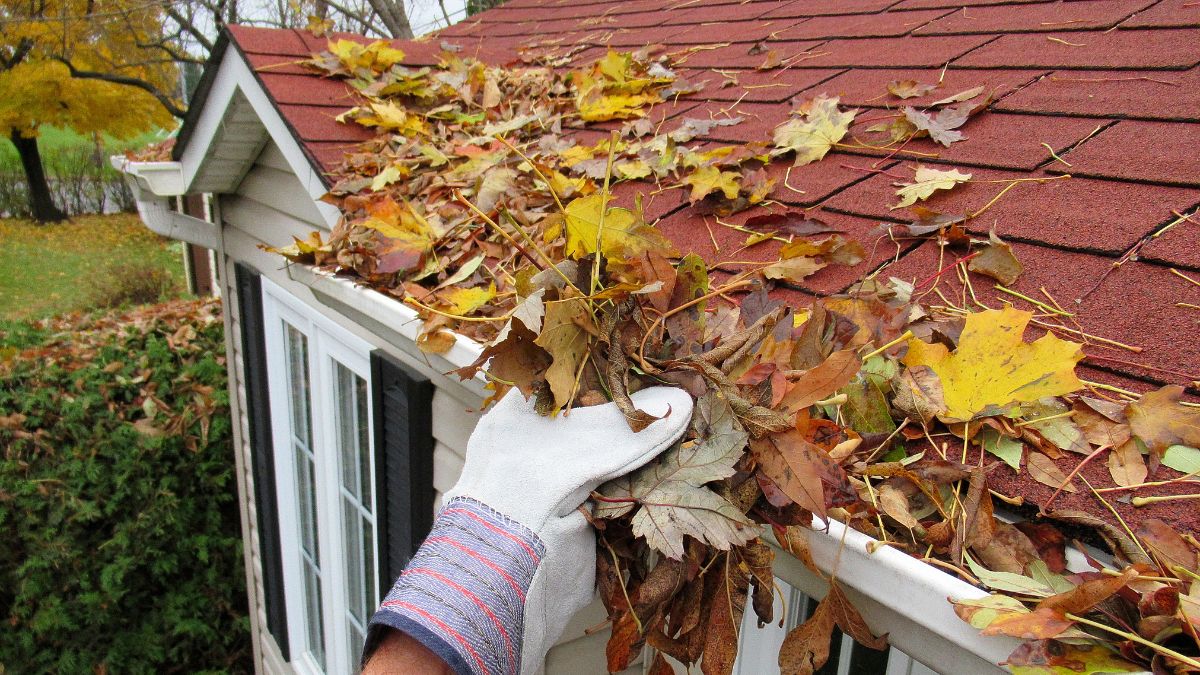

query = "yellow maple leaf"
[
  {"left": 903, "top": 306, "right": 1084, "bottom": 422},
  {"left": 354, "top": 101, "right": 428, "bottom": 137},
  {"left": 682, "top": 165, "right": 742, "bottom": 203},
  {"left": 327, "top": 39, "right": 406, "bottom": 73},
  {"left": 892, "top": 166, "right": 972, "bottom": 209},
  {"left": 439, "top": 284, "right": 497, "bottom": 316},
  {"left": 772, "top": 94, "right": 857, "bottom": 166},
  {"left": 562, "top": 193, "right": 677, "bottom": 260}
]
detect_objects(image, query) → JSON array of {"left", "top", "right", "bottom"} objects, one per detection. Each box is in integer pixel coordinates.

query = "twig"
[
  {"left": 1040, "top": 142, "right": 1072, "bottom": 167},
  {"left": 1041, "top": 444, "right": 1109, "bottom": 515},
  {"left": 1030, "top": 318, "right": 1143, "bottom": 352},
  {"left": 1171, "top": 268, "right": 1200, "bottom": 289},
  {"left": 916, "top": 252, "right": 980, "bottom": 289},
  {"left": 1131, "top": 494, "right": 1200, "bottom": 507},
  {"left": 1064, "top": 613, "right": 1200, "bottom": 670},
  {"left": 861, "top": 330, "right": 914, "bottom": 360},
  {"left": 995, "top": 285, "right": 1074, "bottom": 317}
]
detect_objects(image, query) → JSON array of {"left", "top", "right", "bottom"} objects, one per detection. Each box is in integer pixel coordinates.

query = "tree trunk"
[{"left": 10, "top": 131, "right": 66, "bottom": 223}]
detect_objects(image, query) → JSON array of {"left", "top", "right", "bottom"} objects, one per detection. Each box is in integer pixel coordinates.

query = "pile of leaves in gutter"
[{"left": 271, "top": 39, "right": 1200, "bottom": 674}]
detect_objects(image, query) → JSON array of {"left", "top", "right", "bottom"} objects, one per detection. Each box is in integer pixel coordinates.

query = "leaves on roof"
[{"left": 263, "top": 39, "right": 1200, "bottom": 675}]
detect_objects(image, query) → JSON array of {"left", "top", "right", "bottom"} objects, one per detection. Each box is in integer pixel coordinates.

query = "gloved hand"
[{"left": 365, "top": 386, "right": 693, "bottom": 675}]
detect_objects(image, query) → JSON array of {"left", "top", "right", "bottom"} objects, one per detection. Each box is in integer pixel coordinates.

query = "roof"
[{"left": 211, "top": 3, "right": 1200, "bottom": 534}]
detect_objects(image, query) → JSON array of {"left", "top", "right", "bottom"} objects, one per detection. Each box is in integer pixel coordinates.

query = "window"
[{"left": 263, "top": 280, "right": 379, "bottom": 675}]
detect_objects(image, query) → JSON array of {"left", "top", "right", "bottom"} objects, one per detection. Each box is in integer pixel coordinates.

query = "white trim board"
[{"left": 176, "top": 45, "right": 341, "bottom": 229}]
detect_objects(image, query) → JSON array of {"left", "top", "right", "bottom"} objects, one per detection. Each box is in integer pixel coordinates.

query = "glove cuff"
[{"left": 366, "top": 497, "right": 545, "bottom": 675}]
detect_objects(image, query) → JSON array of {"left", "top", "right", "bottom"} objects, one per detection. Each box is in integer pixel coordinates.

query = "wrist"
[{"left": 368, "top": 497, "right": 545, "bottom": 675}]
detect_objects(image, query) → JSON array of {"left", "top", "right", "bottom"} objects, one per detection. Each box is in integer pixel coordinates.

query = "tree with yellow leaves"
[{"left": 1, "top": 1, "right": 176, "bottom": 222}]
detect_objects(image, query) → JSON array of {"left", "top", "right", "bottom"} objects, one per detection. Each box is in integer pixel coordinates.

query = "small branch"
[{"left": 54, "top": 57, "right": 186, "bottom": 118}]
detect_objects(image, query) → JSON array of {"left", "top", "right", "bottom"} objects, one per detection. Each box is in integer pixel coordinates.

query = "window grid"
[
  {"left": 284, "top": 323, "right": 327, "bottom": 671},
  {"left": 335, "top": 362, "right": 377, "bottom": 672}
]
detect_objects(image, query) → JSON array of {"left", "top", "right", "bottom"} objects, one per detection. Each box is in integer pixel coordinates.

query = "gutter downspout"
[{"left": 110, "top": 156, "right": 221, "bottom": 250}]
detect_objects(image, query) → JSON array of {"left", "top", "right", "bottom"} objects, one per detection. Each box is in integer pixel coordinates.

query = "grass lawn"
[{"left": 0, "top": 213, "right": 187, "bottom": 321}]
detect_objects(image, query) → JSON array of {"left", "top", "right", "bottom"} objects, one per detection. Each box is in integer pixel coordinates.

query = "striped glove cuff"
[{"left": 365, "top": 497, "right": 545, "bottom": 675}]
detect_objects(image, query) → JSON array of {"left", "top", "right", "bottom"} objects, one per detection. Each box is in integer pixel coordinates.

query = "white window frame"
[{"left": 262, "top": 278, "right": 380, "bottom": 675}]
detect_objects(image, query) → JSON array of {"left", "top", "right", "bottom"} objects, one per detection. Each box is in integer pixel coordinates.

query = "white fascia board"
[{"left": 177, "top": 48, "right": 340, "bottom": 230}]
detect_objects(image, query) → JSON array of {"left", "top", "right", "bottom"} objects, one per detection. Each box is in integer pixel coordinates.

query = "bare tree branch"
[{"left": 55, "top": 57, "right": 187, "bottom": 118}]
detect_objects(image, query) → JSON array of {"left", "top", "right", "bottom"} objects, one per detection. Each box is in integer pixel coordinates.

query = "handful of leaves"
[{"left": 267, "top": 38, "right": 1200, "bottom": 674}]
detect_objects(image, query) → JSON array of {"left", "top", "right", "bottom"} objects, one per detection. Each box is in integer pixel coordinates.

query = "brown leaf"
[
  {"left": 1073, "top": 400, "right": 1132, "bottom": 448},
  {"left": 981, "top": 606, "right": 1075, "bottom": 640},
  {"left": 753, "top": 430, "right": 855, "bottom": 522},
  {"left": 1039, "top": 566, "right": 1139, "bottom": 615},
  {"left": 773, "top": 524, "right": 821, "bottom": 576},
  {"left": 779, "top": 589, "right": 835, "bottom": 675},
  {"left": 877, "top": 483, "right": 924, "bottom": 533},
  {"left": 1014, "top": 522, "right": 1068, "bottom": 573},
  {"left": 1107, "top": 440, "right": 1148, "bottom": 488},
  {"left": 454, "top": 321, "right": 551, "bottom": 395},
  {"left": 825, "top": 582, "right": 888, "bottom": 650},
  {"left": 887, "top": 79, "right": 936, "bottom": 99},
  {"left": 967, "top": 231, "right": 1023, "bottom": 285},
  {"left": 702, "top": 554, "right": 748, "bottom": 675},
  {"left": 1126, "top": 385, "right": 1200, "bottom": 455},
  {"left": 606, "top": 611, "right": 642, "bottom": 673},
  {"left": 534, "top": 293, "right": 592, "bottom": 410},
  {"left": 1135, "top": 518, "right": 1197, "bottom": 576},
  {"left": 1026, "top": 452, "right": 1077, "bottom": 493},
  {"left": 778, "top": 349, "right": 862, "bottom": 414},
  {"left": 743, "top": 539, "right": 776, "bottom": 627},
  {"left": 742, "top": 211, "right": 843, "bottom": 237}
]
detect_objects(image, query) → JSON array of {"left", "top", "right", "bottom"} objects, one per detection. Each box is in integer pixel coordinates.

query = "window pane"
[
  {"left": 304, "top": 565, "right": 326, "bottom": 670},
  {"left": 284, "top": 321, "right": 324, "bottom": 671},
  {"left": 284, "top": 324, "right": 312, "bottom": 446},
  {"left": 363, "top": 514, "right": 377, "bottom": 609},
  {"left": 334, "top": 361, "right": 375, "bottom": 674},
  {"left": 337, "top": 364, "right": 358, "bottom": 500},
  {"left": 343, "top": 497, "right": 363, "bottom": 625},
  {"left": 357, "top": 375, "right": 371, "bottom": 506}
]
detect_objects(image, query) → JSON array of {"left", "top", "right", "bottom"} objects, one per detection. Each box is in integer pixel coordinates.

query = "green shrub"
[
  {"left": 87, "top": 260, "right": 182, "bottom": 309},
  {"left": 0, "top": 298, "right": 251, "bottom": 674}
]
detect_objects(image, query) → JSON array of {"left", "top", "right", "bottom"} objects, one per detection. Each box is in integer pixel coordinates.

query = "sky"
[{"left": 407, "top": 0, "right": 469, "bottom": 36}]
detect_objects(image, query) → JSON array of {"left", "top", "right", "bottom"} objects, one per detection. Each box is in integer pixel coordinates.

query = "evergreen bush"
[{"left": 0, "top": 299, "right": 251, "bottom": 674}]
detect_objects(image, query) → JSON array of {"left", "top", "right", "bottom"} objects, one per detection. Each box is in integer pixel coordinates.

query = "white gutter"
[
  {"left": 286, "top": 265, "right": 487, "bottom": 379},
  {"left": 110, "top": 156, "right": 221, "bottom": 250},
  {"left": 771, "top": 521, "right": 1018, "bottom": 673}
]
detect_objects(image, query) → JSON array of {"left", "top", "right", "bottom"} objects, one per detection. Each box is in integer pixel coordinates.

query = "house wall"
[{"left": 217, "top": 140, "right": 636, "bottom": 675}]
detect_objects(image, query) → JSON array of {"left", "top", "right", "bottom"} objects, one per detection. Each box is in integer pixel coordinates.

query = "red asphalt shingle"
[
  {"left": 1120, "top": 0, "right": 1200, "bottom": 28},
  {"left": 768, "top": 8, "right": 953, "bottom": 40},
  {"left": 821, "top": 166, "right": 1200, "bottom": 253},
  {"left": 1054, "top": 120, "right": 1200, "bottom": 187},
  {"left": 813, "top": 67, "right": 1045, "bottom": 108},
  {"left": 220, "top": 0, "right": 1200, "bottom": 530},
  {"left": 845, "top": 113, "right": 1107, "bottom": 171},
  {"left": 913, "top": 0, "right": 1156, "bottom": 35},
  {"left": 992, "top": 69, "right": 1200, "bottom": 121},
  {"left": 953, "top": 27, "right": 1200, "bottom": 69}
]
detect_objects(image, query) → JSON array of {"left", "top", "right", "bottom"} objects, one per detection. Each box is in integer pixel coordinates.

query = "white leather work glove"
[{"left": 365, "top": 386, "right": 693, "bottom": 675}]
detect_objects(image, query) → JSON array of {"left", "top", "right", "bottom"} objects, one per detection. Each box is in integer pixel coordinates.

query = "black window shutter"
[
  {"left": 234, "top": 263, "right": 289, "bottom": 660},
  {"left": 371, "top": 351, "right": 435, "bottom": 587}
]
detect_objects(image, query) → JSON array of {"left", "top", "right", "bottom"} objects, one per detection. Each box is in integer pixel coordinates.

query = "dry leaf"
[
  {"left": 968, "top": 231, "right": 1024, "bottom": 286},
  {"left": 903, "top": 306, "right": 1084, "bottom": 422},
  {"left": 1026, "top": 452, "right": 1077, "bottom": 493}
]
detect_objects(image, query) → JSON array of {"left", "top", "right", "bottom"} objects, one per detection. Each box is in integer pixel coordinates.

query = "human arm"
[{"left": 360, "top": 387, "right": 693, "bottom": 675}]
